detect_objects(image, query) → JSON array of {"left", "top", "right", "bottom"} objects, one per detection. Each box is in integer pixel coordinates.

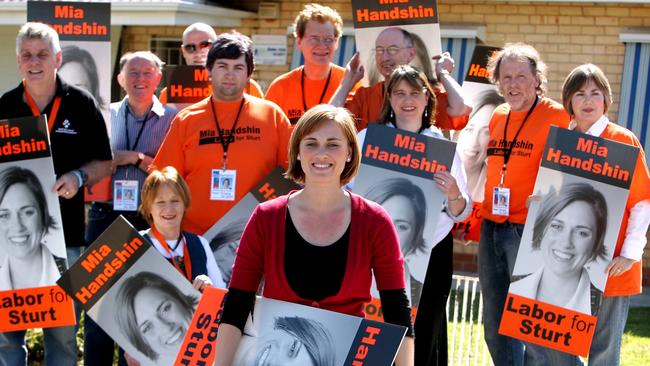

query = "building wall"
[{"left": 118, "top": 0, "right": 650, "bottom": 285}]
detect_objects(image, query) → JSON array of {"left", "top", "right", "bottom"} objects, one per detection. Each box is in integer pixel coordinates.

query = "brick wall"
[{"left": 118, "top": 1, "right": 650, "bottom": 285}]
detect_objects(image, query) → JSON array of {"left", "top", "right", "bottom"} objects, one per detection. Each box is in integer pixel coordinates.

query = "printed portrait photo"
[
  {"left": 233, "top": 297, "right": 360, "bottom": 366},
  {"left": 354, "top": 164, "right": 446, "bottom": 307},
  {"left": 0, "top": 158, "right": 66, "bottom": 291},
  {"left": 87, "top": 247, "right": 200, "bottom": 366},
  {"left": 510, "top": 168, "right": 628, "bottom": 314}
]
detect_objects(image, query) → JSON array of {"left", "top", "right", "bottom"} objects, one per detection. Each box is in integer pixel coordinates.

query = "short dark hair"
[
  {"left": 0, "top": 166, "right": 57, "bottom": 233},
  {"left": 561, "top": 63, "right": 612, "bottom": 116},
  {"left": 532, "top": 182, "right": 608, "bottom": 262},
  {"left": 206, "top": 31, "right": 254, "bottom": 76},
  {"left": 115, "top": 271, "right": 198, "bottom": 361},
  {"left": 364, "top": 177, "right": 428, "bottom": 256}
]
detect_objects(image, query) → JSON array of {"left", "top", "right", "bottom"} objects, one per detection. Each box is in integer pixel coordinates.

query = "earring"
[
  {"left": 346, "top": 156, "right": 351, "bottom": 162},
  {"left": 424, "top": 108, "right": 428, "bottom": 118},
  {"left": 390, "top": 109, "right": 394, "bottom": 119},
  {"left": 297, "top": 155, "right": 301, "bottom": 161}
]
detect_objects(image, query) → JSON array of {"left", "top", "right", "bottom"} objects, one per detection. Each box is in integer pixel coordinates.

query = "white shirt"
[
  {"left": 139, "top": 229, "right": 226, "bottom": 288},
  {"left": 569, "top": 115, "right": 650, "bottom": 261}
]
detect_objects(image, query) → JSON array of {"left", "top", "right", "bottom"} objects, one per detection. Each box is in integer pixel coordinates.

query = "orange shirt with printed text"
[
  {"left": 152, "top": 95, "right": 292, "bottom": 234},
  {"left": 599, "top": 123, "right": 650, "bottom": 296},
  {"left": 481, "top": 98, "right": 570, "bottom": 224},
  {"left": 344, "top": 82, "right": 468, "bottom": 131},
  {"left": 265, "top": 64, "right": 346, "bottom": 124}
]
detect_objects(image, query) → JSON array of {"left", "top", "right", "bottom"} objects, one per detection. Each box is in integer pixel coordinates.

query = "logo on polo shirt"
[{"left": 55, "top": 119, "right": 78, "bottom": 135}]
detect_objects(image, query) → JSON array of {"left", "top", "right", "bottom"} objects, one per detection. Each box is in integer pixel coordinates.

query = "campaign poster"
[
  {"left": 499, "top": 127, "right": 639, "bottom": 356},
  {"left": 28, "top": 0, "right": 113, "bottom": 201},
  {"left": 451, "top": 45, "right": 503, "bottom": 242},
  {"left": 0, "top": 115, "right": 75, "bottom": 332},
  {"left": 352, "top": 124, "right": 455, "bottom": 317},
  {"left": 203, "top": 167, "right": 299, "bottom": 286},
  {"left": 57, "top": 217, "right": 201, "bottom": 366},
  {"left": 351, "top": 0, "right": 441, "bottom": 86},
  {"left": 176, "top": 286, "right": 407, "bottom": 366},
  {"left": 234, "top": 295, "right": 406, "bottom": 366},
  {"left": 164, "top": 65, "right": 212, "bottom": 111}
]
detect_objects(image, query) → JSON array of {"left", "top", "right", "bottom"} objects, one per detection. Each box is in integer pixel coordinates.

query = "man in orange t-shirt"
[
  {"left": 329, "top": 27, "right": 472, "bottom": 131},
  {"left": 159, "top": 23, "right": 263, "bottom": 105},
  {"left": 153, "top": 32, "right": 291, "bottom": 234},
  {"left": 265, "top": 4, "right": 345, "bottom": 124},
  {"left": 478, "top": 43, "right": 570, "bottom": 366}
]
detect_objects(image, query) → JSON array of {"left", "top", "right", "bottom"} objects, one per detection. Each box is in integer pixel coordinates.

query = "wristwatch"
[{"left": 134, "top": 152, "right": 145, "bottom": 168}]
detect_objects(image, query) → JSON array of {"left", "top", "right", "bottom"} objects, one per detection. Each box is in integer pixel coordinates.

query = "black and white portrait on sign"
[
  {"left": 510, "top": 169, "right": 628, "bottom": 314},
  {"left": 0, "top": 158, "right": 66, "bottom": 291},
  {"left": 87, "top": 248, "right": 200, "bottom": 366},
  {"left": 233, "top": 296, "right": 360, "bottom": 366}
]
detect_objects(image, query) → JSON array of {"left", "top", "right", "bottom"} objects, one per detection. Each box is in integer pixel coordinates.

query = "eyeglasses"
[
  {"left": 181, "top": 40, "right": 213, "bottom": 53},
  {"left": 305, "top": 36, "right": 337, "bottom": 46},
  {"left": 374, "top": 46, "right": 410, "bottom": 56}
]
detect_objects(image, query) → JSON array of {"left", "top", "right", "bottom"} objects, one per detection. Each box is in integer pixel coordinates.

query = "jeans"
[
  {"left": 0, "top": 248, "right": 83, "bottom": 366},
  {"left": 83, "top": 202, "right": 146, "bottom": 366},
  {"left": 588, "top": 295, "right": 629, "bottom": 366},
  {"left": 478, "top": 219, "right": 524, "bottom": 366}
]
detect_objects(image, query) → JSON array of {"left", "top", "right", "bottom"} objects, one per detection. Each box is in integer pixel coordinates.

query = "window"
[
  {"left": 619, "top": 31, "right": 650, "bottom": 161},
  {"left": 150, "top": 37, "right": 184, "bottom": 66}
]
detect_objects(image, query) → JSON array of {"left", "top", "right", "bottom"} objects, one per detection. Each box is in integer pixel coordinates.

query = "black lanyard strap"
[
  {"left": 125, "top": 108, "right": 149, "bottom": 151},
  {"left": 301, "top": 66, "right": 332, "bottom": 112},
  {"left": 209, "top": 97, "right": 245, "bottom": 169},
  {"left": 501, "top": 96, "right": 539, "bottom": 170}
]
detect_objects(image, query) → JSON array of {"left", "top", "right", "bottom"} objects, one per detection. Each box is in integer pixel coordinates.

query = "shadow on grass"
[{"left": 624, "top": 307, "right": 650, "bottom": 338}]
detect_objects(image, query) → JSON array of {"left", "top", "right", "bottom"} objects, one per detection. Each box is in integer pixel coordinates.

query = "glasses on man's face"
[
  {"left": 374, "top": 46, "right": 408, "bottom": 56},
  {"left": 305, "top": 35, "right": 337, "bottom": 46},
  {"left": 182, "top": 40, "right": 213, "bottom": 53}
]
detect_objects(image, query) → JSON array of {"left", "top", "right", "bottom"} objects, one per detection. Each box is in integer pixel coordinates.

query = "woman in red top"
[{"left": 214, "top": 104, "right": 414, "bottom": 365}]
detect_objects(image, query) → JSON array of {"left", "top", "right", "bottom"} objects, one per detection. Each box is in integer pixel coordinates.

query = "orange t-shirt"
[
  {"left": 599, "top": 122, "right": 650, "bottom": 296},
  {"left": 152, "top": 95, "right": 292, "bottom": 234},
  {"left": 158, "top": 79, "right": 264, "bottom": 104},
  {"left": 344, "top": 82, "right": 468, "bottom": 131},
  {"left": 265, "top": 64, "right": 346, "bottom": 124},
  {"left": 481, "top": 98, "right": 570, "bottom": 224}
]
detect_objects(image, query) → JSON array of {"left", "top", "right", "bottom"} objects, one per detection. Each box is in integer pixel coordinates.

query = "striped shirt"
[{"left": 110, "top": 95, "right": 177, "bottom": 204}]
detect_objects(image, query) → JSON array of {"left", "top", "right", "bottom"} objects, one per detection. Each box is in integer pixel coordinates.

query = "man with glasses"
[
  {"left": 330, "top": 27, "right": 471, "bottom": 131},
  {"left": 265, "top": 4, "right": 347, "bottom": 124},
  {"left": 159, "top": 23, "right": 264, "bottom": 103}
]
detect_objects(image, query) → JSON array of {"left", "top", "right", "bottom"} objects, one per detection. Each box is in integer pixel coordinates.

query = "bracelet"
[
  {"left": 71, "top": 170, "right": 83, "bottom": 187},
  {"left": 448, "top": 193, "right": 463, "bottom": 202}
]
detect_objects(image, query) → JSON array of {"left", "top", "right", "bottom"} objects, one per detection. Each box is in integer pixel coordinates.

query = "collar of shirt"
[
  {"left": 568, "top": 115, "right": 608, "bottom": 136},
  {"left": 385, "top": 121, "right": 444, "bottom": 139},
  {"left": 120, "top": 94, "right": 166, "bottom": 121}
]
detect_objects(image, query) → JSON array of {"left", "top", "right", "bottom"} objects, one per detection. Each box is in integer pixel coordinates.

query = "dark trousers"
[
  {"left": 414, "top": 232, "right": 453, "bottom": 366},
  {"left": 83, "top": 203, "right": 148, "bottom": 366}
]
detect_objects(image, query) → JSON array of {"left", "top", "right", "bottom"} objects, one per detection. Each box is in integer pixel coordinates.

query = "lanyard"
[
  {"left": 151, "top": 226, "right": 193, "bottom": 281},
  {"left": 301, "top": 66, "right": 332, "bottom": 112},
  {"left": 209, "top": 97, "right": 245, "bottom": 169},
  {"left": 23, "top": 80, "right": 61, "bottom": 132},
  {"left": 500, "top": 96, "right": 539, "bottom": 185},
  {"left": 125, "top": 107, "right": 148, "bottom": 151}
]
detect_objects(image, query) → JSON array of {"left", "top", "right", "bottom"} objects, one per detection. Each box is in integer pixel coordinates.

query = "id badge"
[
  {"left": 210, "top": 169, "right": 236, "bottom": 201},
  {"left": 492, "top": 186, "right": 510, "bottom": 216},
  {"left": 113, "top": 180, "right": 139, "bottom": 211}
]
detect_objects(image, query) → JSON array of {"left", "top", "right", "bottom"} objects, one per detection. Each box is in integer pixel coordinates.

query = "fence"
[{"left": 447, "top": 274, "right": 493, "bottom": 366}]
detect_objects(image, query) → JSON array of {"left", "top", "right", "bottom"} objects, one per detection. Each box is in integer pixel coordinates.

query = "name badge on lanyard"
[
  {"left": 492, "top": 186, "right": 510, "bottom": 216},
  {"left": 210, "top": 169, "right": 236, "bottom": 201},
  {"left": 113, "top": 180, "right": 139, "bottom": 211}
]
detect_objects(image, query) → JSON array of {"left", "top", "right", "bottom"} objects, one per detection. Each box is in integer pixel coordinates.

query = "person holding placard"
[
  {"left": 265, "top": 4, "right": 347, "bottom": 124},
  {"left": 83, "top": 51, "right": 177, "bottom": 366},
  {"left": 330, "top": 27, "right": 471, "bottom": 131},
  {"left": 479, "top": 43, "right": 570, "bottom": 366},
  {"left": 214, "top": 105, "right": 414, "bottom": 366},
  {"left": 357, "top": 65, "right": 471, "bottom": 365},
  {"left": 554, "top": 64, "right": 650, "bottom": 366},
  {"left": 0, "top": 22, "right": 112, "bottom": 366}
]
